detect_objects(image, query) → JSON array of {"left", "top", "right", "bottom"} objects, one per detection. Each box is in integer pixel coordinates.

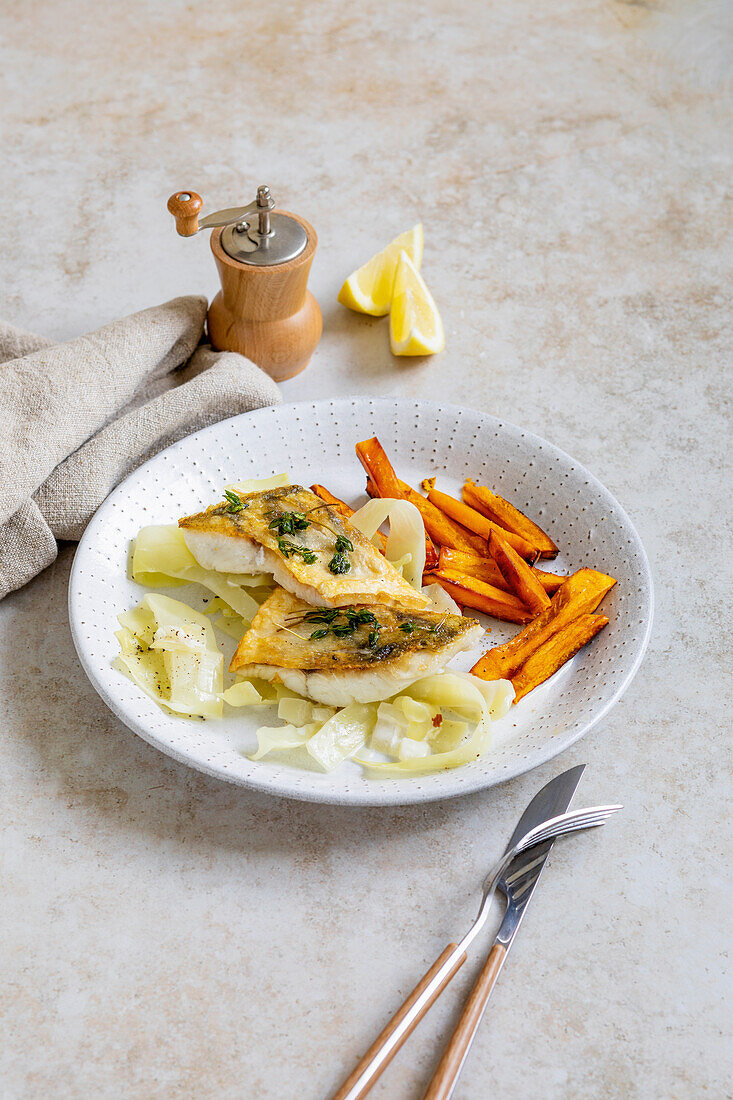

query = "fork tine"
[
  {"left": 540, "top": 806, "right": 620, "bottom": 834},
  {"left": 532, "top": 818, "right": 610, "bottom": 845},
  {"left": 527, "top": 806, "right": 621, "bottom": 847},
  {"left": 532, "top": 808, "right": 619, "bottom": 838},
  {"left": 520, "top": 805, "right": 622, "bottom": 849}
]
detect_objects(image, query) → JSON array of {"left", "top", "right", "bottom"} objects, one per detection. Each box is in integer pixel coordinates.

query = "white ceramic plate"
[{"left": 69, "top": 398, "right": 652, "bottom": 806}]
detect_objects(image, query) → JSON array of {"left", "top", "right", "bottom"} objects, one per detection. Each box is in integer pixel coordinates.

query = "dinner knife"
[{"left": 421, "top": 763, "right": 586, "bottom": 1099}]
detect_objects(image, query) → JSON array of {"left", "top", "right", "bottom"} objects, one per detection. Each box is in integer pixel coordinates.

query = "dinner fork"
[{"left": 331, "top": 802, "right": 621, "bottom": 1100}]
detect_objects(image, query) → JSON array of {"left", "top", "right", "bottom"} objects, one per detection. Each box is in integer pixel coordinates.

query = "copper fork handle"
[{"left": 331, "top": 943, "right": 467, "bottom": 1100}]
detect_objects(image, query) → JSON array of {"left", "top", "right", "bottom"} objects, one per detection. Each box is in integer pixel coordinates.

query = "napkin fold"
[{"left": 0, "top": 297, "right": 282, "bottom": 599}]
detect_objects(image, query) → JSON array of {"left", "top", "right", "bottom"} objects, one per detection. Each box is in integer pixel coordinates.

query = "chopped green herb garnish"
[
  {"left": 332, "top": 623, "right": 354, "bottom": 638},
  {"left": 266, "top": 509, "right": 310, "bottom": 536},
  {"left": 328, "top": 553, "right": 351, "bottom": 574},
  {"left": 328, "top": 534, "right": 355, "bottom": 575},
  {"left": 224, "top": 489, "right": 245, "bottom": 513},
  {"left": 399, "top": 622, "right": 415, "bottom": 633},
  {"left": 309, "top": 628, "right": 329, "bottom": 640},
  {"left": 277, "top": 538, "right": 317, "bottom": 564}
]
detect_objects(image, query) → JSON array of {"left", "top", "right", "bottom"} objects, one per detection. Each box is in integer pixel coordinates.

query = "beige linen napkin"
[{"left": 0, "top": 296, "right": 281, "bottom": 599}]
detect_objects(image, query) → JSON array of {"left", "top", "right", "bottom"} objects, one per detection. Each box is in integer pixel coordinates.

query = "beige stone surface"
[{"left": 1, "top": 1, "right": 731, "bottom": 1097}]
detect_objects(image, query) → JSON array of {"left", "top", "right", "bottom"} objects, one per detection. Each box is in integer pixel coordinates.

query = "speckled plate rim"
[{"left": 69, "top": 397, "right": 653, "bottom": 806}]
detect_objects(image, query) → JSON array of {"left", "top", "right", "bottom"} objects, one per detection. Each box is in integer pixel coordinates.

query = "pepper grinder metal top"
[
  {"left": 166, "top": 185, "right": 321, "bottom": 381},
  {"left": 167, "top": 184, "right": 309, "bottom": 266}
]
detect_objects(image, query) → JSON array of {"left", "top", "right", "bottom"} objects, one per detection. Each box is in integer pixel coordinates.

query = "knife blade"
[{"left": 496, "top": 762, "right": 585, "bottom": 946}]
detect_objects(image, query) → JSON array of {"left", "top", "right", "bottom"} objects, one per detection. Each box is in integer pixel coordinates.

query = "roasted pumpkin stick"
[
  {"left": 471, "top": 567, "right": 616, "bottom": 681},
  {"left": 424, "top": 568, "right": 534, "bottom": 624},
  {"left": 355, "top": 437, "right": 403, "bottom": 498},
  {"left": 438, "top": 547, "right": 508, "bottom": 589},
  {"left": 511, "top": 614, "right": 609, "bottom": 702},
  {"left": 438, "top": 547, "right": 565, "bottom": 595},
  {"left": 427, "top": 486, "right": 539, "bottom": 561},
  {"left": 463, "top": 478, "right": 559, "bottom": 560},
  {"left": 488, "top": 530, "right": 551, "bottom": 616},
  {"left": 355, "top": 438, "right": 439, "bottom": 568}
]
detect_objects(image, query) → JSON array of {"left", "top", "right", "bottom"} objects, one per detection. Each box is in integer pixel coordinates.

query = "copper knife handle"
[{"left": 422, "top": 943, "right": 507, "bottom": 1100}]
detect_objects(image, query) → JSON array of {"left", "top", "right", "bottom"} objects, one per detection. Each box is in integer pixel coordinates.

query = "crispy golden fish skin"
[
  {"left": 229, "top": 588, "right": 485, "bottom": 706},
  {"left": 179, "top": 484, "right": 429, "bottom": 611}
]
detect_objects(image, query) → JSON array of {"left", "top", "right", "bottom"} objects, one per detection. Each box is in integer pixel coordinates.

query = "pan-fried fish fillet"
[
  {"left": 179, "top": 484, "right": 429, "bottom": 611},
  {"left": 230, "top": 588, "right": 484, "bottom": 706}
]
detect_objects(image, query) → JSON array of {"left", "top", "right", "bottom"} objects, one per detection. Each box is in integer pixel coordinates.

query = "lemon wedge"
[
  {"left": 389, "top": 250, "right": 445, "bottom": 356},
  {"left": 338, "top": 224, "right": 423, "bottom": 316}
]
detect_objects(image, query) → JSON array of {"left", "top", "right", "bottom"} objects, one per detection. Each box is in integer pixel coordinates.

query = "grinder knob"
[{"left": 167, "top": 191, "right": 204, "bottom": 236}]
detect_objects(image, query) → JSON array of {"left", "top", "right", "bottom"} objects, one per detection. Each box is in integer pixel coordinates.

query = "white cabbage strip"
[
  {"left": 251, "top": 723, "right": 319, "bottom": 760},
  {"left": 422, "top": 581, "right": 462, "bottom": 615},
  {"left": 222, "top": 681, "right": 263, "bottom": 707},
  {"left": 349, "top": 497, "right": 426, "bottom": 588},
  {"left": 240, "top": 672, "right": 513, "bottom": 778},
  {"left": 305, "top": 702, "right": 378, "bottom": 772},
  {"left": 114, "top": 593, "right": 224, "bottom": 718}
]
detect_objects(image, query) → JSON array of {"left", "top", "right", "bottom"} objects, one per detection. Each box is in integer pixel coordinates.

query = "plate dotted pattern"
[{"left": 69, "top": 398, "right": 653, "bottom": 806}]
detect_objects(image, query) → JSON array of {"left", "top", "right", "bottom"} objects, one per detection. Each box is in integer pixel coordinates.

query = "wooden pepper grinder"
[{"left": 167, "top": 185, "right": 321, "bottom": 381}]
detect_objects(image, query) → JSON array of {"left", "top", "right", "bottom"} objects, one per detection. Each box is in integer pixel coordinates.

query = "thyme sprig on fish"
[
  {"left": 328, "top": 534, "right": 354, "bottom": 575},
  {"left": 285, "top": 606, "right": 381, "bottom": 646},
  {"left": 268, "top": 500, "right": 358, "bottom": 575},
  {"left": 265, "top": 502, "right": 353, "bottom": 573},
  {"left": 277, "top": 538, "right": 317, "bottom": 564},
  {"left": 223, "top": 489, "right": 245, "bottom": 514},
  {"left": 266, "top": 509, "right": 310, "bottom": 536}
]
